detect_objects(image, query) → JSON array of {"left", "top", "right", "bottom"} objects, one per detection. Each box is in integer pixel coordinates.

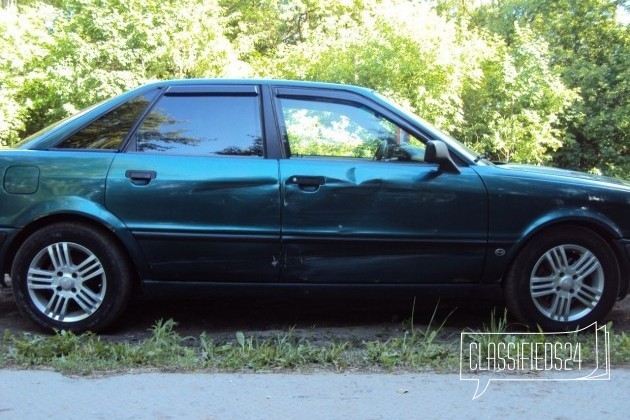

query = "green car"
[{"left": 0, "top": 79, "right": 628, "bottom": 332}]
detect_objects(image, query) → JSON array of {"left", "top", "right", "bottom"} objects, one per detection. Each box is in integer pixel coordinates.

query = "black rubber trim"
[
  {"left": 165, "top": 85, "right": 259, "bottom": 96},
  {"left": 133, "top": 231, "right": 280, "bottom": 243},
  {"left": 281, "top": 234, "right": 486, "bottom": 245},
  {"left": 141, "top": 280, "right": 503, "bottom": 301}
]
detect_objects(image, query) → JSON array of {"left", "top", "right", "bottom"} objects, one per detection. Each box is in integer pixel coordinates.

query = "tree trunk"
[{"left": 2, "top": 0, "right": 17, "bottom": 10}]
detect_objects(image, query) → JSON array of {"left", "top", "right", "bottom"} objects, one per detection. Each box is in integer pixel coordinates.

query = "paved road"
[{"left": 1, "top": 370, "right": 628, "bottom": 419}]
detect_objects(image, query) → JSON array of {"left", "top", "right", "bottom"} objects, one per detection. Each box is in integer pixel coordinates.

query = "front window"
[
  {"left": 372, "top": 91, "right": 485, "bottom": 164},
  {"left": 279, "top": 97, "right": 424, "bottom": 162}
]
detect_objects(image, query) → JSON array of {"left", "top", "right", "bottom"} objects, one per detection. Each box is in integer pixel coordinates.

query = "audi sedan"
[{"left": 0, "top": 79, "right": 628, "bottom": 332}]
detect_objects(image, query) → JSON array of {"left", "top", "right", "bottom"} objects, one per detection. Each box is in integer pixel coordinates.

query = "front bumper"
[{"left": 616, "top": 239, "right": 630, "bottom": 299}]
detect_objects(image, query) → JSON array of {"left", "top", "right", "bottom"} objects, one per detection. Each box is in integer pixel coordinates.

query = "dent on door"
[{"left": 280, "top": 160, "right": 488, "bottom": 284}]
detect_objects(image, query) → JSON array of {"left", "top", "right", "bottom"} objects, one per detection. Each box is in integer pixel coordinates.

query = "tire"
[
  {"left": 504, "top": 226, "right": 619, "bottom": 331},
  {"left": 11, "top": 222, "right": 132, "bottom": 333}
]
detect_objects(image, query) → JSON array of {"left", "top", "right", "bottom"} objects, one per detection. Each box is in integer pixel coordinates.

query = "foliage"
[
  {"left": 465, "top": 0, "right": 629, "bottom": 175},
  {"left": 0, "top": 0, "right": 242, "bottom": 144},
  {"left": 457, "top": 23, "right": 576, "bottom": 163},
  {"left": 0, "top": 0, "right": 628, "bottom": 178}
]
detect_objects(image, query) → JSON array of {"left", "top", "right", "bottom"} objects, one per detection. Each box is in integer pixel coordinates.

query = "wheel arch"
[
  {"left": 4, "top": 209, "right": 148, "bottom": 290},
  {"left": 501, "top": 216, "right": 626, "bottom": 298}
]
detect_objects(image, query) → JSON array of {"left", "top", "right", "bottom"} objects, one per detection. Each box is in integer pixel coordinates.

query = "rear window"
[
  {"left": 133, "top": 94, "right": 263, "bottom": 157},
  {"left": 55, "top": 90, "right": 159, "bottom": 150}
]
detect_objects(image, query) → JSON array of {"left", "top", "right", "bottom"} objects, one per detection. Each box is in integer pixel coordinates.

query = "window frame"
[
  {"left": 272, "top": 87, "right": 447, "bottom": 164},
  {"left": 123, "top": 85, "right": 267, "bottom": 158}
]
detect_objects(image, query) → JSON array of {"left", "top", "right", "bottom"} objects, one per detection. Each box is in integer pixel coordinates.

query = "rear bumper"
[
  {"left": 0, "top": 228, "right": 18, "bottom": 286},
  {"left": 0, "top": 233, "right": 7, "bottom": 287},
  {"left": 0, "top": 231, "right": 7, "bottom": 279}
]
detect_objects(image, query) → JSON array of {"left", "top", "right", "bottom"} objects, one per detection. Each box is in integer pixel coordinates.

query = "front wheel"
[
  {"left": 504, "top": 226, "right": 619, "bottom": 331},
  {"left": 11, "top": 222, "right": 132, "bottom": 333}
]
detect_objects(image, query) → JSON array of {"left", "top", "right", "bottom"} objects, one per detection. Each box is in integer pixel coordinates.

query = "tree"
[
  {"left": 270, "top": 0, "right": 573, "bottom": 164},
  {"left": 2, "top": 0, "right": 624, "bottom": 179},
  {"left": 457, "top": 23, "right": 576, "bottom": 163},
  {"left": 467, "top": 0, "right": 629, "bottom": 177},
  {"left": 1, "top": 0, "right": 243, "bottom": 145}
]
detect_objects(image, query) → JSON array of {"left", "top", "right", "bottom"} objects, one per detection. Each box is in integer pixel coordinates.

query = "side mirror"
[{"left": 425, "top": 140, "right": 460, "bottom": 174}]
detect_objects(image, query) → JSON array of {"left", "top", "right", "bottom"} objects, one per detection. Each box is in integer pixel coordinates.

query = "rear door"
[
  {"left": 274, "top": 87, "right": 488, "bottom": 284},
  {"left": 106, "top": 84, "right": 281, "bottom": 282}
]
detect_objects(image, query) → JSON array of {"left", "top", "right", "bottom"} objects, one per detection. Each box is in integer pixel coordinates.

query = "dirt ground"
[{"left": 1, "top": 275, "right": 628, "bottom": 344}]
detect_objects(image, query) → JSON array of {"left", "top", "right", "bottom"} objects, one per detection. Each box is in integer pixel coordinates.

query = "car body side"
[{"left": 0, "top": 79, "right": 628, "bottom": 301}]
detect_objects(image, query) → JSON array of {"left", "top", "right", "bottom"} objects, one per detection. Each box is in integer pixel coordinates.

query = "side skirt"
[{"left": 140, "top": 280, "right": 502, "bottom": 301}]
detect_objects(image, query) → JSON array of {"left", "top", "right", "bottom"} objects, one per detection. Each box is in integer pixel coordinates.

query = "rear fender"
[{"left": 4, "top": 197, "right": 150, "bottom": 279}]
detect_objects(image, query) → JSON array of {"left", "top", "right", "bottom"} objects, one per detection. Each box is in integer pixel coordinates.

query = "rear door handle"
[{"left": 125, "top": 170, "right": 156, "bottom": 185}]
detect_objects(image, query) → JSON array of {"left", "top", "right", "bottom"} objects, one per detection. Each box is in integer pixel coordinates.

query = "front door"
[{"left": 274, "top": 88, "right": 488, "bottom": 284}]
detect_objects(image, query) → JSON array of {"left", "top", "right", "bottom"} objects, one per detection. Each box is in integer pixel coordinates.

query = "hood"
[{"left": 495, "top": 163, "right": 630, "bottom": 188}]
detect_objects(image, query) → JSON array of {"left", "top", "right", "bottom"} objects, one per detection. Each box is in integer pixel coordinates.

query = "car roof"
[{"left": 138, "top": 78, "right": 375, "bottom": 94}]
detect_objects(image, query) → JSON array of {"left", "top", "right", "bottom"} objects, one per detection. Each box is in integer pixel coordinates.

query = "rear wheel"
[
  {"left": 11, "top": 222, "right": 132, "bottom": 333},
  {"left": 504, "top": 226, "right": 619, "bottom": 330}
]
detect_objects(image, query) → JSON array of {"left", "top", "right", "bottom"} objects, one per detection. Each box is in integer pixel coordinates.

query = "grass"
[
  {"left": 6, "top": 320, "right": 199, "bottom": 374},
  {"left": 0, "top": 309, "right": 628, "bottom": 375},
  {"left": 0, "top": 319, "right": 457, "bottom": 374},
  {"left": 0, "top": 305, "right": 459, "bottom": 375},
  {"left": 461, "top": 310, "right": 630, "bottom": 370},
  {"left": 363, "top": 299, "right": 458, "bottom": 370},
  {"left": 199, "top": 327, "right": 352, "bottom": 371}
]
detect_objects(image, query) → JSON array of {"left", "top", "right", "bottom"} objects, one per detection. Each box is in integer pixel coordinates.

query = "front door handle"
[
  {"left": 125, "top": 170, "right": 156, "bottom": 186},
  {"left": 287, "top": 175, "right": 326, "bottom": 186}
]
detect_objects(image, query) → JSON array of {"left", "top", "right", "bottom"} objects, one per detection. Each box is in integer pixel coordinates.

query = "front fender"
[
  {"left": 482, "top": 208, "right": 624, "bottom": 285},
  {"left": 519, "top": 208, "right": 624, "bottom": 241}
]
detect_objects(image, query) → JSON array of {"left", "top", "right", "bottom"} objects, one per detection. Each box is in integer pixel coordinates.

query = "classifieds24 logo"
[{"left": 460, "top": 322, "right": 610, "bottom": 399}]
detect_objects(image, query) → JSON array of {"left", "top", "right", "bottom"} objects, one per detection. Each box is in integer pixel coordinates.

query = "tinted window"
[
  {"left": 280, "top": 97, "right": 424, "bottom": 162},
  {"left": 56, "top": 90, "right": 158, "bottom": 150},
  {"left": 134, "top": 95, "right": 263, "bottom": 157}
]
